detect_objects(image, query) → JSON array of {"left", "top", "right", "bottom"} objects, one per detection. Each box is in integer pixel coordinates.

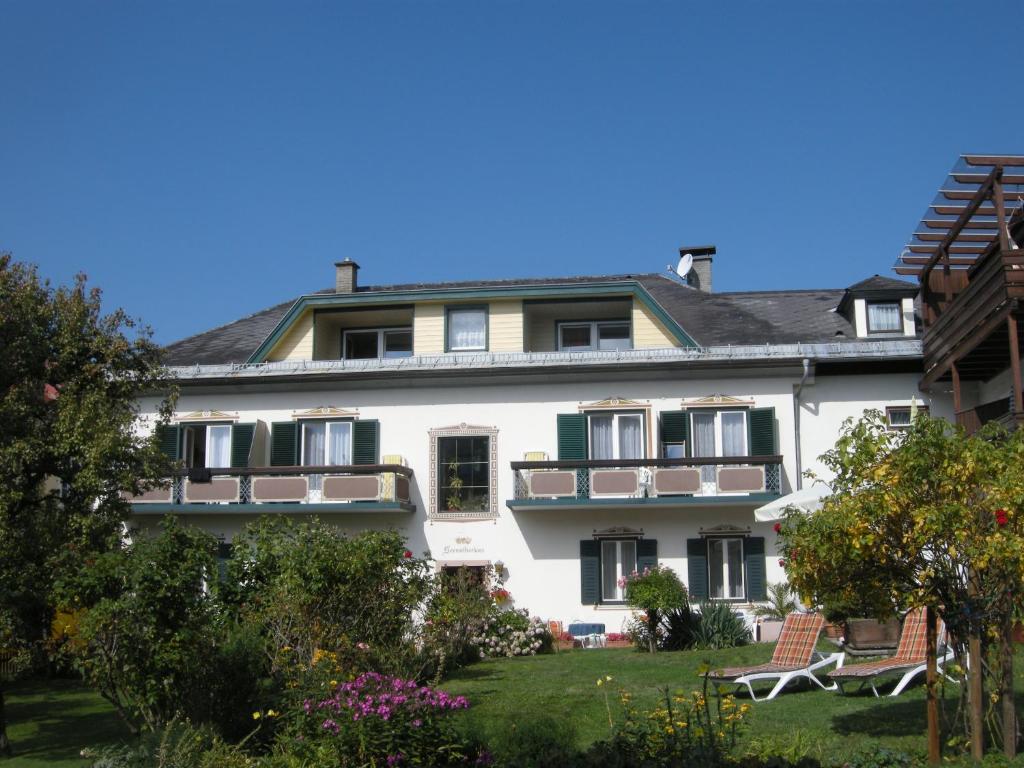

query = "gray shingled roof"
[
  {"left": 845, "top": 275, "right": 918, "bottom": 292},
  {"left": 163, "top": 273, "right": 917, "bottom": 366}
]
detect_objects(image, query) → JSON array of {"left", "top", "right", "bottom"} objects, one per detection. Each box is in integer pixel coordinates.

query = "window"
[
  {"left": 587, "top": 412, "right": 645, "bottom": 461},
  {"left": 343, "top": 328, "right": 413, "bottom": 360},
  {"left": 301, "top": 421, "right": 353, "bottom": 466},
  {"left": 447, "top": 307, "right": 487, "bottom": 351},
  {"left": 601, "top": 539, "right": 637, "bottom": 601},
  {"left": 867, "top": 302, "right": 902, "bottom": 333},
  {"left": 558, "top": 321, "right": 631, "bottom": 352},
  {"left": 437, "top": 435, "right": 490, "bottom": 512},
  {"left": 691, "top": 410, "right": 748, "bottom": 486},
  {"left": 182, "top": 424, "right": 232, "bottom": 468},
  {"left": 886, "top": 405, "right": 928, "bottom": 431},
  {"left": 708, "top": 538, "right": 744, "bottom": 600}
]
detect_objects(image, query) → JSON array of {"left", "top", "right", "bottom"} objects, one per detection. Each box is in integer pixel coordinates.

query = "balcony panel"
[
  {"left": 130, "top": 465, "right": 415, "bottom": 514},
  {"left": 508, "top": 456, "right": 782, "bottom": 511}
]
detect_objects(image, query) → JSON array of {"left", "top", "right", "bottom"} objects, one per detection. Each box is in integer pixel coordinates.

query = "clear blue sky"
[{"left": 2, "top": 2, "right": 1021, "bottom": 344}]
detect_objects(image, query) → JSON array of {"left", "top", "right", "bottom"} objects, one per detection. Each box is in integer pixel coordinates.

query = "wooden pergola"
[{"left": 896, "top": 155, "right": 1024, "bottom": 430}]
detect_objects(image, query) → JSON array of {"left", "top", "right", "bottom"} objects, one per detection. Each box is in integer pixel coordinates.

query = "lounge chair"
[
  {"left": 705, "top": 612, "right": 842, "bottom": 701},
  {"left": 828, "top": 607, "right": 954, "bottom": 697}
]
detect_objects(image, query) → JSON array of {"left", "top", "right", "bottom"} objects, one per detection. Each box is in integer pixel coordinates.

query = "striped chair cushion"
[
  {"left": 770, "top": 612, "right": 826, "bottom": 668},
  {"left": 893, "top": 607, "right": 927, "bottom": 663}
]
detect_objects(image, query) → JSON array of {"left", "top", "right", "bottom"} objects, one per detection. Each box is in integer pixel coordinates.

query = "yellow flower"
[
  {"left": 605, "top": 675, "right": 613, "bottom": 682},
  {"left": 596, "top": 678, "right": 604, "bottom": 686},
  {"left": 330, "top": 680, "right": 338, "bottom": 687},
  {"left": 267, "top": 710, "right": 279, "bottom": 718},
  {"left": 252, "top": 712, "right": 261, "bottom": 720}
]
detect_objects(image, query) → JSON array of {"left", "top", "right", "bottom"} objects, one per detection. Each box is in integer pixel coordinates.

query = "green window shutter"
[
  {"left": 154, "top": 424, "right": 180, "bottom": 460},
  {"left": 580, "top": 540, "right": 601, "bottom": 605},
  {"left": 748, "top": 407, "right": 777, "bottom": 456},
  {"left": 557, "top": 414, "right": 587, "bottom": 459},
  {"left": 270, "top": 422, "right": 299, "bottom": 466},
  {"left": 660, "top": 411, "right": 690, "bottom": 456},
  {"left": 686, "top": 538, "right": 708, "bottom": 602},
  {"left": 352, "top": 420, "right": 380, "bottom": 465},
  {"left": 216, "top": 542, "right": 234, "bottom": 583},
  {"left": 744, "top": 537, "right": 767, "bottom": 601},
  {"left": 637, "top": 539, "right": 658, "bottom": 572},
  {"left": 230, "top": 423, "right": 256, "bottom": 468}
]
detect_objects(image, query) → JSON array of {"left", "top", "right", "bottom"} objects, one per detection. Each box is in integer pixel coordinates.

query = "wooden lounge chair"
[
  {"left": 706, "top": 612, "right": 842, "bottom": 701},
  {"left": 828, "top": 607, "right": 954, "bottom": 697}
]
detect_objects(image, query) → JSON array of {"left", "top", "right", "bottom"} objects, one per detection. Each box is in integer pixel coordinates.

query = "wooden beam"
[
  {"left": 931, "top": 204, "right": 1008, "bottom": 216},
  {"left": 914, "top": 232, "right": 996, "bottom": 242},
  {"left": 922, "top": 219, "right": 1000, "bottom": 230},
  {"left": 955, "top": 172, "right": 1024, "bottom": 184},
  {"left": 908, "top": 244, "right": 987, "bottom": 255},
  {"left": 1009, "top": 314, "right": 1023, "bottom": 417},
  {"left": 901, "top": 255, "right": 977, "bottom": 265},
  {"left": 964, "top": 154, "right": 1024, "bottom": 167}
]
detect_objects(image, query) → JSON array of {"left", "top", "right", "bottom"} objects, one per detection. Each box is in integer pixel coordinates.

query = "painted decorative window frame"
[
  {"left": 428, "top": 423, "right": 499, "bottom": 520},
  {"left": 578, "top": 398, "right": 654, "bottom": 458}
]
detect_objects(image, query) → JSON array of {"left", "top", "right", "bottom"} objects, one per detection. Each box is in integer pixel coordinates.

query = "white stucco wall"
[{"left": 135, "top": 367, "right": 951, "bottom": 629}]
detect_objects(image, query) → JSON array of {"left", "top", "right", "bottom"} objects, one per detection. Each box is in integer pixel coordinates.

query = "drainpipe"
[{"left": 793, "top": 359, "right": 811, "bottom": 491}]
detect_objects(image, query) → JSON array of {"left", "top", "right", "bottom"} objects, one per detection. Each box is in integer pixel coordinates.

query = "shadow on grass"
[
  {"left": 445, "top": 666, "right": 506, "bottom": 682},
  {"left": 830, "top": 697, "right": 929, "bottom": 738},
  {"left": 6, "top": 678, "right": 132, "bottom": 762}
]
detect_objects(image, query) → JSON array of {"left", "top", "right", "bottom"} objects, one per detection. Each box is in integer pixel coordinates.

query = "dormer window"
[
  {"left": 446, "top": 307, "right": 488, "bottom": 352},
  {"left": 866, "top": 302, "right": 902, "bottom": 334},
  {"left": 558, "top": 321, "right": 631, "bottom": 352},
  {"left": 343, "top": 328, "right": 413, "bottom": 360}
]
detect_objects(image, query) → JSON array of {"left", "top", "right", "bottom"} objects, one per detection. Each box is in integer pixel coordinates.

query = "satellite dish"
[{"left": 677, "top": 253, "right": 694, "bottom": 277}]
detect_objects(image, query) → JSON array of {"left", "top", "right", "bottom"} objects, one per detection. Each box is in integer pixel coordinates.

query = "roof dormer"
[{"left": 837, "top": 275, "right": 919, "bottom": 338}]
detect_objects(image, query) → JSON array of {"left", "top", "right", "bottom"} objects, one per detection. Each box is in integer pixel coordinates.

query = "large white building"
[{"left": 132, "top": 252, "right": 952, "bottom": 631}]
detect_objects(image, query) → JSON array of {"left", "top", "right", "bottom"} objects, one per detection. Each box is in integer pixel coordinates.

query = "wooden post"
[
  {"left": 968, "top": 573, "right": 985, "bottom": 761},
  {"left": 952, "top": 362, "right": 962, "bottom": 413},
  {"left": 1003, "top": 616, "right": 1017, "bottom": 758},
  {"left": 1008, "top": 315, "right": 1023, "bottom": 418},
  {"left": 926, "top": 606, "right": 941, "bottom": 765}
]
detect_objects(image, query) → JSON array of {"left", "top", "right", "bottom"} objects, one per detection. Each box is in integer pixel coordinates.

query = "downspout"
[{"left": 793, "top": 358, "right": 811, "bottom": 491}]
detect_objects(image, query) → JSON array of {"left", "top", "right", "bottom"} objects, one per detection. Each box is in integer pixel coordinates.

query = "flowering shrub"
[
  {"left": 288, "top": 672, "right": 486, "bottom": 766},
  {"left": 623, "top": 565, "right": 688, "bottom": 653},
  {"left": 589, "top": 676, "right": 749, "bottom": 766},
  {"left": 471, "top": 609, "right": 552, "bottom": 658}
]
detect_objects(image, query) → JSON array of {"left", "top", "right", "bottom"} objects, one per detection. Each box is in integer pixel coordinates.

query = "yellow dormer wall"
[
  {"left": 632, "top": 300, "right": 679, "bottom": 348},
  {"left": 266, "top": 309, "right": 314, "bottom": 362},
  {"left": 489, "top": 300, "right": 524, "bottom": 353},
  {"left": 413, "top": 300, "right": 524, "bottom": 355}
]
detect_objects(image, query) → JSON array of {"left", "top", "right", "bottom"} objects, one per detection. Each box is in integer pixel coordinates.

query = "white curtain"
[
  {"left": 618, "top": 416, "right": 643, "bottom": 460},
  {"left": 601, "top": 540, "right": 618, "bottom": 600},
  {"left": 302, "top": 423, "right": 326, "bottom": 466},
  {"left": 328, "top": 422, "right": 352, "bottom": 465},
  {"left": 590, "top": 416, "right": 614, "bottom": 460},
  {"left": 869, "top": 303, "right": 902, "bottom": 332},
  {"left": 721, "top": 412, "right": 746, "bottom": 457},
  {"left": 208, "top": 425, "right": 231, "bottom": 468},
  {"left": 692, "top": 413, "right": 716, "bottom": 486},
  {"left": 449, "top": 309, "right": 486, "bottom": 349},
  {"left": 727, "top": 540, "right": 743, "bottom": 598}
]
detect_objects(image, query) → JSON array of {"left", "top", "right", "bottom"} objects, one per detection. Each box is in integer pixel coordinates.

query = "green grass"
[
  {"left": 442, "top": 643, "right": 968, "bottom": 759},
  {"left": 1, "top": 678, "right": 129, "bottom": 767}
]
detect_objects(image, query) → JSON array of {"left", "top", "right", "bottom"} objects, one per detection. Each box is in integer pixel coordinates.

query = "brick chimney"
[
  {"left": 335, "top": 259, "right": 360, "bottom": 293},
  {"left": 679, "top": 245, "right": 715, "bottom": 292}
]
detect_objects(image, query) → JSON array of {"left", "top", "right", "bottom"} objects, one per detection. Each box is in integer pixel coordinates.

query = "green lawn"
[
  {"left": 442, "top": 643, "right": 967, "bottom": 760},
  {"left": 1, "top": 679, "right": 129, "bottom": 767}
]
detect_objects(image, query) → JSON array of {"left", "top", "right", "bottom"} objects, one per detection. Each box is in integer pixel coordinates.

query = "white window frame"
[
  {"left": 182, "top": 423, "right": 233, "bottom": 469},
  {"left": 446, "top": 307, "right": 488, "bottom": 352},
  {"left": 866, "top": 302, "right": 903, "bottom": 334},
  {"left": 300, "top": 420, "right": 354, "bottom": 467},
  {"left": 600, "top": 538, "right": 638, "bottom": 602},
  {"left": 707, "top": 537, "right": 745, "bottom": 601},
  {"left": 689, "top": 410, "right": 749, "bottom": 458},
  {"left": 885, "top": 404, "right": 928, "bottom": 431},
  {"left": 557, "top": 321, "right": 632, "bottom": 352},
  {"left": 342, "top": 327, "right": 413, "bottom": 360},
  {"left": 587, "top": 411, "right": 647, "bottom": 460}
]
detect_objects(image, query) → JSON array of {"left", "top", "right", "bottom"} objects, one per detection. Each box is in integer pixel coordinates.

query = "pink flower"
[
  {"left": 403, "top": 550, "right": 413, "bottom": 558},
  {"left": 778, "top": 559, "right": 785, "bottom": 567}
]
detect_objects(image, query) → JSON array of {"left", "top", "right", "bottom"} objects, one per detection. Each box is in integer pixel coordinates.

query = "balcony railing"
[
  {"left": 510, "top": 456, "right": 782, "bottom": 504},
  {"left": 127, "top": 464, "right": 414, "bottom": 509},
  {"left": 955, "top": 395, "right": 1020, "bottom": 435}
]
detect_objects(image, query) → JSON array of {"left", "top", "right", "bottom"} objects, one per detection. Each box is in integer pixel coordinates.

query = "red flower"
[
  {"left": 995, "top": 509, "right": 1009, "bottom": 528},
  {"left": 773, "top": 522, "right": 782, "bottom": 534},
  {"left": 403, "top": 550, "right": 413, "bottom": 559},
  {"left": 778, "top": 558, "right": 786, "bottom": 567}
]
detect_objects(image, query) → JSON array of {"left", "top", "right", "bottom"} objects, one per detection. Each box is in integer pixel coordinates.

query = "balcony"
[
  {"left": 127, "top": 464, "right": 415, "bottom": 514},
  {"left": 955, "top": 395, "right": 1022, "bottom": 435},
  {"left": 507, "top": 456, "right": 782, "bottom": 511}
]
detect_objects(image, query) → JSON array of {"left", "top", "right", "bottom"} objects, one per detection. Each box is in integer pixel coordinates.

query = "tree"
[
  {"left": 0, "top": 254, "right": 173, "bottom": 754},
  {"left": 623, "top": 565, "right": 689, "bottom": 653},
  {"left": 779, "top": 412, "right": 1024, "bottom": 762}
]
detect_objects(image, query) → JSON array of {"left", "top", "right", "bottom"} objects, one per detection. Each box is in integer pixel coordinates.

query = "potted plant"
[
  {"left": 751, "top": 582, "right": 798, "bottom": 642},
  {"left": 823, "top": 599, "right": 899, "bottom": 652}
]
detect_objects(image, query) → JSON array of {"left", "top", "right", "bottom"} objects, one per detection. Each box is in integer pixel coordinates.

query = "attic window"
[{"left": 866, "top": 302, "right": 902, "bottom": 334}]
